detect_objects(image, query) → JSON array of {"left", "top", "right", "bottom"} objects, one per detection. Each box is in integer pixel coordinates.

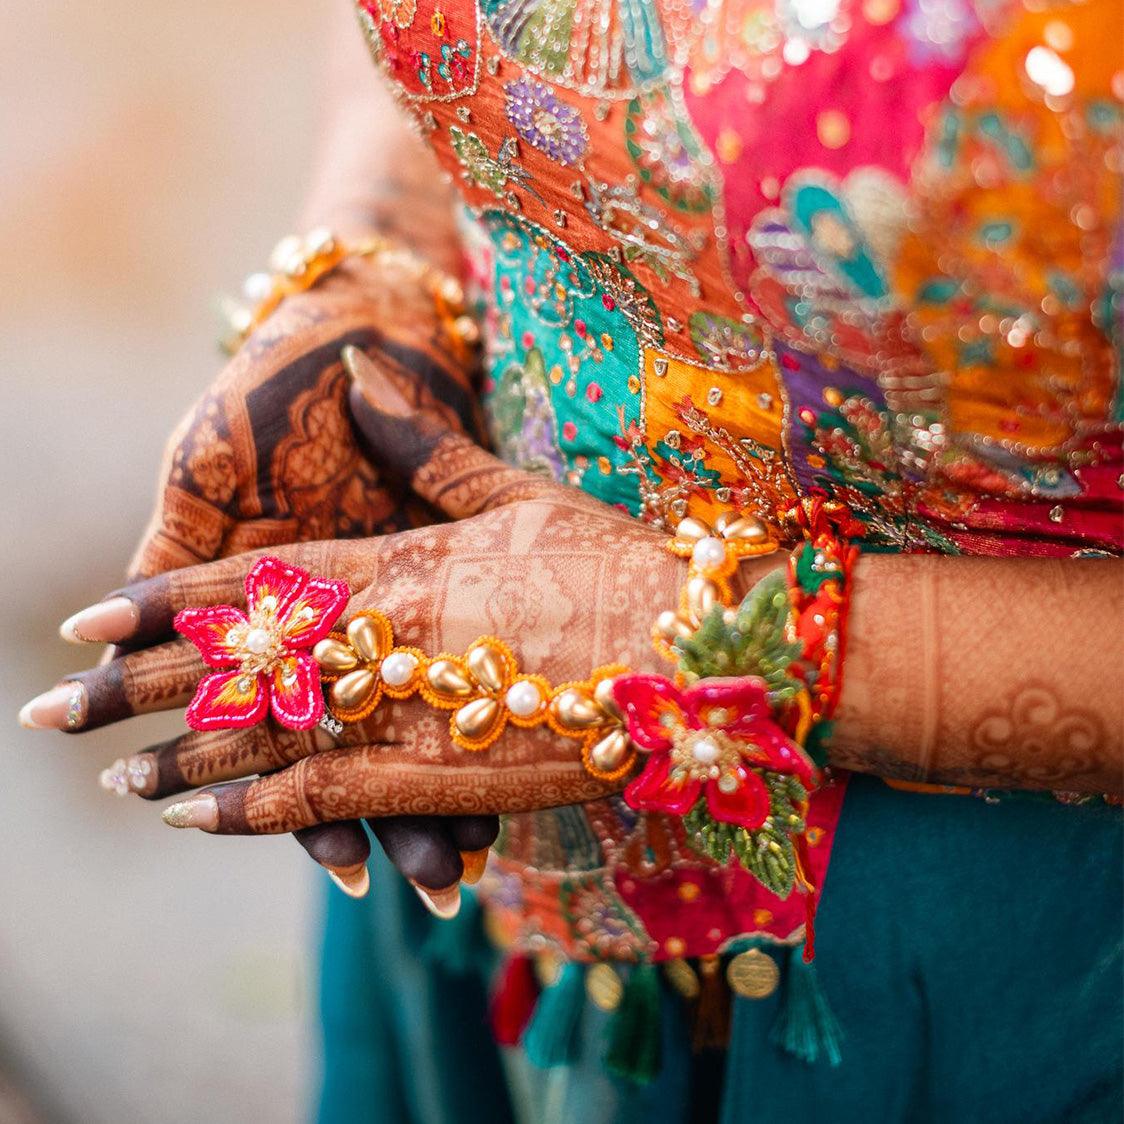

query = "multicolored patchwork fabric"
[{"left": 354, "top": 0, "right": 1123, "bottom": 960}]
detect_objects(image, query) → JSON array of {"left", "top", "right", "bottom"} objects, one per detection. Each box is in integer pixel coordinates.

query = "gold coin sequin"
[
  {"left": 535, "top": 952, "right": 563, "bottom": 988},
  {"left": 664, "top": 958, "right": 701, "bottom": 1001},
  {"left": 726, "top": 948, "right": 780, "bottom": 999},
  {"left": 586, "top": 962, "right": 624, "bottom": 1010}
]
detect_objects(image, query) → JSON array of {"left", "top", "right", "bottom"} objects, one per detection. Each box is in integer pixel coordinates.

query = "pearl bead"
[
  {"left": 242, "top": 271, "right": 273, "bottom": 304},
  {"left": 244, "top": 628, "right": 271, "bottom": 654},
  {"left": 691, "top": 536, "right": 727, "bottom": 572},
  {"left": 505, "top": 680, "right": 543, "bottom": 718},
  {"left": 692, "top": 736, "right": 720, "bottom": 765},
  {"left": 380, "top": 652, "right": 417, "bottom": 687}
]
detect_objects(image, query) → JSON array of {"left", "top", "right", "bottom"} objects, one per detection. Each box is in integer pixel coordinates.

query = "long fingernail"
[
  {"left": 19, "top": 683, "right": 86, "bottom": 730},
  {"left": 341, "top": 346, "right": 414, "bottom": 416},
  {"left": 326, "top": 863, "right": 370, "bottom": 899},
  {"left": 162, "top": 795, "right": 218, "bottom": 831},
  {"left": 59, "top": 597, "right": 139, "bottom": 644},
  {"left": 459, "top": 848, "right": 489, "bottom": 886},
  {"left": 412, "top": 880, "right": 462, "bottom": 920},
  {"left": 99, "top": 755, "right": 155, "bottom": 797}
]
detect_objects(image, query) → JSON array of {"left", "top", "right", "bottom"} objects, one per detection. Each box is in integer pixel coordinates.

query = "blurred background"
[{"left": 1, "top": 2, "right": 338, "bottom": 1120}]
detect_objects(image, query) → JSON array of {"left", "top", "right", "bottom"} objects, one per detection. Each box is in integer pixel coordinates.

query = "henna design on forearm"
[{"left": 833, "top": 555, "right": 1123, "bottom": 793}]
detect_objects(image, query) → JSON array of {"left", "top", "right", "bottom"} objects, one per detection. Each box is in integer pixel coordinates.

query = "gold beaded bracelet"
[
  {"left": 312, "top": 511, "right": 779, "bottom": 781},
  {"left": 218, "top": 227, "right": 480, "bottom": 356}
]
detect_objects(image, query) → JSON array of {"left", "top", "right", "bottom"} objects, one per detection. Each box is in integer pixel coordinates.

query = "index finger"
[{"left": 60, "top": 544, "right": 337, "bottom": 650}]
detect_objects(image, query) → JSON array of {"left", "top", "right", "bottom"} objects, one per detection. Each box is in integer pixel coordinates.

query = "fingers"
[
  {"left": 344, "top": 346, "right": 573, "bottom": 520},
  {"left": 446, "top": 814, "right": 499, "bottom": 885},
  {"left": 21, "top": 640, "right": 205, "bottom": 732},
  {"left": 160, "top": 738, "right": 606, "bottom": 834},
  {"left": 99, "top": 724, "right": 322, "bottom": 800},
  {"left": 368, "top": 816, "right": 464, "bottom": 917},
  {"left": 294, "top": 822, "right": 372, "bottom": 898},
  {"left": 54, "top": 543, "right": 334, "bottom": 651},
  {"left": 446, "top": 814, "right": 500, "bottom": 852}
]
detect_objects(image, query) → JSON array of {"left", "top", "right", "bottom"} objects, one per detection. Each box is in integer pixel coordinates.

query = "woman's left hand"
[{"left": 22, "top": 352, "right": 716, "bottom": 837}]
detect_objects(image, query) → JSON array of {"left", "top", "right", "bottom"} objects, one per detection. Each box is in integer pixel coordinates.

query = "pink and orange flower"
[
  {"left": 612, "top": 674, "right": 816, "bottom": 830},
  {"left": 174, "top": 556, "right": 349, "bottom": 731}
]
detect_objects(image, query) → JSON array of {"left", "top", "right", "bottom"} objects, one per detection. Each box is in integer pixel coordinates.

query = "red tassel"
[
  {"left": 802, "top": 894, "right": 817, "bottom": 963},
  {"left": 795, "top": 835, "right": 818, "bottom": 963},
  {"left": 489, "top": 954, "right": 540, "bottom": 1046}
]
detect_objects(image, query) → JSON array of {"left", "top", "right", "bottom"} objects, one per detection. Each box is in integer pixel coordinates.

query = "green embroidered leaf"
[
  {"left": 681, "top": 773, "right": 808, "bottom": 898},
  {"left": 675, "top": 570, "right": 802, "bottom": 700}
]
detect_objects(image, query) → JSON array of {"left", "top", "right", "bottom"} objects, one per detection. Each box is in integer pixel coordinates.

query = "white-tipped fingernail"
[
  {"left": 412, "top": 881, "right": 462, "bottom": 920},
  {"left": 19, "top": 683, "right": 86, "bottom": 730},
  {"left": 327, "top": 864, "right": 370, "bottom": 899},
  {"left": 60, "top": 597, "right": 139, "bottom": 644},
  {"left": 162, "top": 795, "right": 218, "bottom": 831}
]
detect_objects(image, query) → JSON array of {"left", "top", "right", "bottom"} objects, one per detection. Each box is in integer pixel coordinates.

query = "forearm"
[
  {"left": 832, "top": 555, "right": 1123, "bottom": 794},
  {"left": 298, "top": 1, "right": 461, "bottom": 273}
]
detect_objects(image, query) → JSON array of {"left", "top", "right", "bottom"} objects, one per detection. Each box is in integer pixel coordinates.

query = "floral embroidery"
[
  {"left": 450, "top": 128, "right": 538, "bottom": 199},
  {"left": 687, "top": 310, "right": 767, "bottom": 370},
  {"left": 175, "top": 556, "right": 349, "bottom": 730},
  {"left": 481, "top": 0, "right": 689, "bottom": 97},
  {"left": 624, "top": 90, "right": 714, "bottom": 214},
  {"left": 504, "top": 77, "right": 588, "bottom": 166},
  {"left": 614, "top": 674, "right": 815, "bottom": 830}
]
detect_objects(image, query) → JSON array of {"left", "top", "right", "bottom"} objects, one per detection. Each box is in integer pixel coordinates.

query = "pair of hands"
[{"left": 23, "top": 262, "right": 687, "bottom": 906}]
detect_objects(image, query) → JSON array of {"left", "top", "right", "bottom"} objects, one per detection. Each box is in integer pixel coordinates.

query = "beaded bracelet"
[{"left": 218, "top": 227, "right": 480, "bottom": 355}]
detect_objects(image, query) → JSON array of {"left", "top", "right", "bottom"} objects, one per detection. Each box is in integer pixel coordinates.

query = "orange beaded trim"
[
  {"left": 652, "top": 513, "right": 779, "bottom": 663},
  {"left": 314, "top": 615, "right": 634, "bottom": 768},
  {"left": 219, "top": 228, "right": 479, "bottom": 357}
]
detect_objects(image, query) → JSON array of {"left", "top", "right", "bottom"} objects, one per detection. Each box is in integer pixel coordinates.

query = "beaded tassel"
[
  {"left": 605, "top": 963, "right": 662, "bottom": 1084},
  {"left": 523, "top": 961, "right": 586, "bottom": 1067}
]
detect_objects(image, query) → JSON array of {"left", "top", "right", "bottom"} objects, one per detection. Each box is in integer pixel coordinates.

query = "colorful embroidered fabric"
[{"left": 354, "top": 0, "right": 1122, "bottom": 961}]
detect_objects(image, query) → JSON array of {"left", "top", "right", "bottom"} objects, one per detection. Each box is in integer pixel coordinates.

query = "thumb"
[{"left": 343, "top": 345, "right": 571, "bottom": 521}]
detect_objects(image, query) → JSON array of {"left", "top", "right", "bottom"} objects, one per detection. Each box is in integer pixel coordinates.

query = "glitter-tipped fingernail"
[
  {"left": 19, "top": 683, "right": 86, "bottom": 730},
  {"left": 162, "top": 795, "right": 219, "bottom": 831}
]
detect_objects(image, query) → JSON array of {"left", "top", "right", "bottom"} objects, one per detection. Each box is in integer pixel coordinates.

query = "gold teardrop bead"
[
  {"left": 686, "top": 575, "right": 720, "bottom": 624},
  {"left": 712, "top": 510, "right": 739, "bottom": 536},
  {"left": 313, "top": 638, "right": 359, "bottom": 674},
  {"left": 593, "top": 677, "right": 622, "bottom": 720},
  {"left": 590, "top": 729, "right": 630, "bottom": 773},
  {"left": 346, "top": 615, "right": 384, "bottom": 663},
  {"left": 331, "top": 668, "right": 377, "bottom": 711},
  {"left": 455, "top": 697, "right": 502, "bottom": 740},
  {"left": 656, "top": 610, "right": 693, "bottom": 643},
  {"left": 550, "top": 688, "right": 604, "bottom": 730},
  {"left": 467, "top": 644, "right": 508, "bottom": 693},
  {"left": 427, "top": 659, "right": 473, "bottom": 698},
  {"left": 675, "top": 516, "right": 711, "bottom": 542},
  {"left": 721, "top": 515, "right": 768, "bottom": 543}
]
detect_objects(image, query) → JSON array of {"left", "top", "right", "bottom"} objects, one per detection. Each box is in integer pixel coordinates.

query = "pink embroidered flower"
[
  {"left": 612, "top": 675, "right": 816, "bottom": 830},
  {"left": 175, "top": 556, "right": 349, "bottom": 731}
]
